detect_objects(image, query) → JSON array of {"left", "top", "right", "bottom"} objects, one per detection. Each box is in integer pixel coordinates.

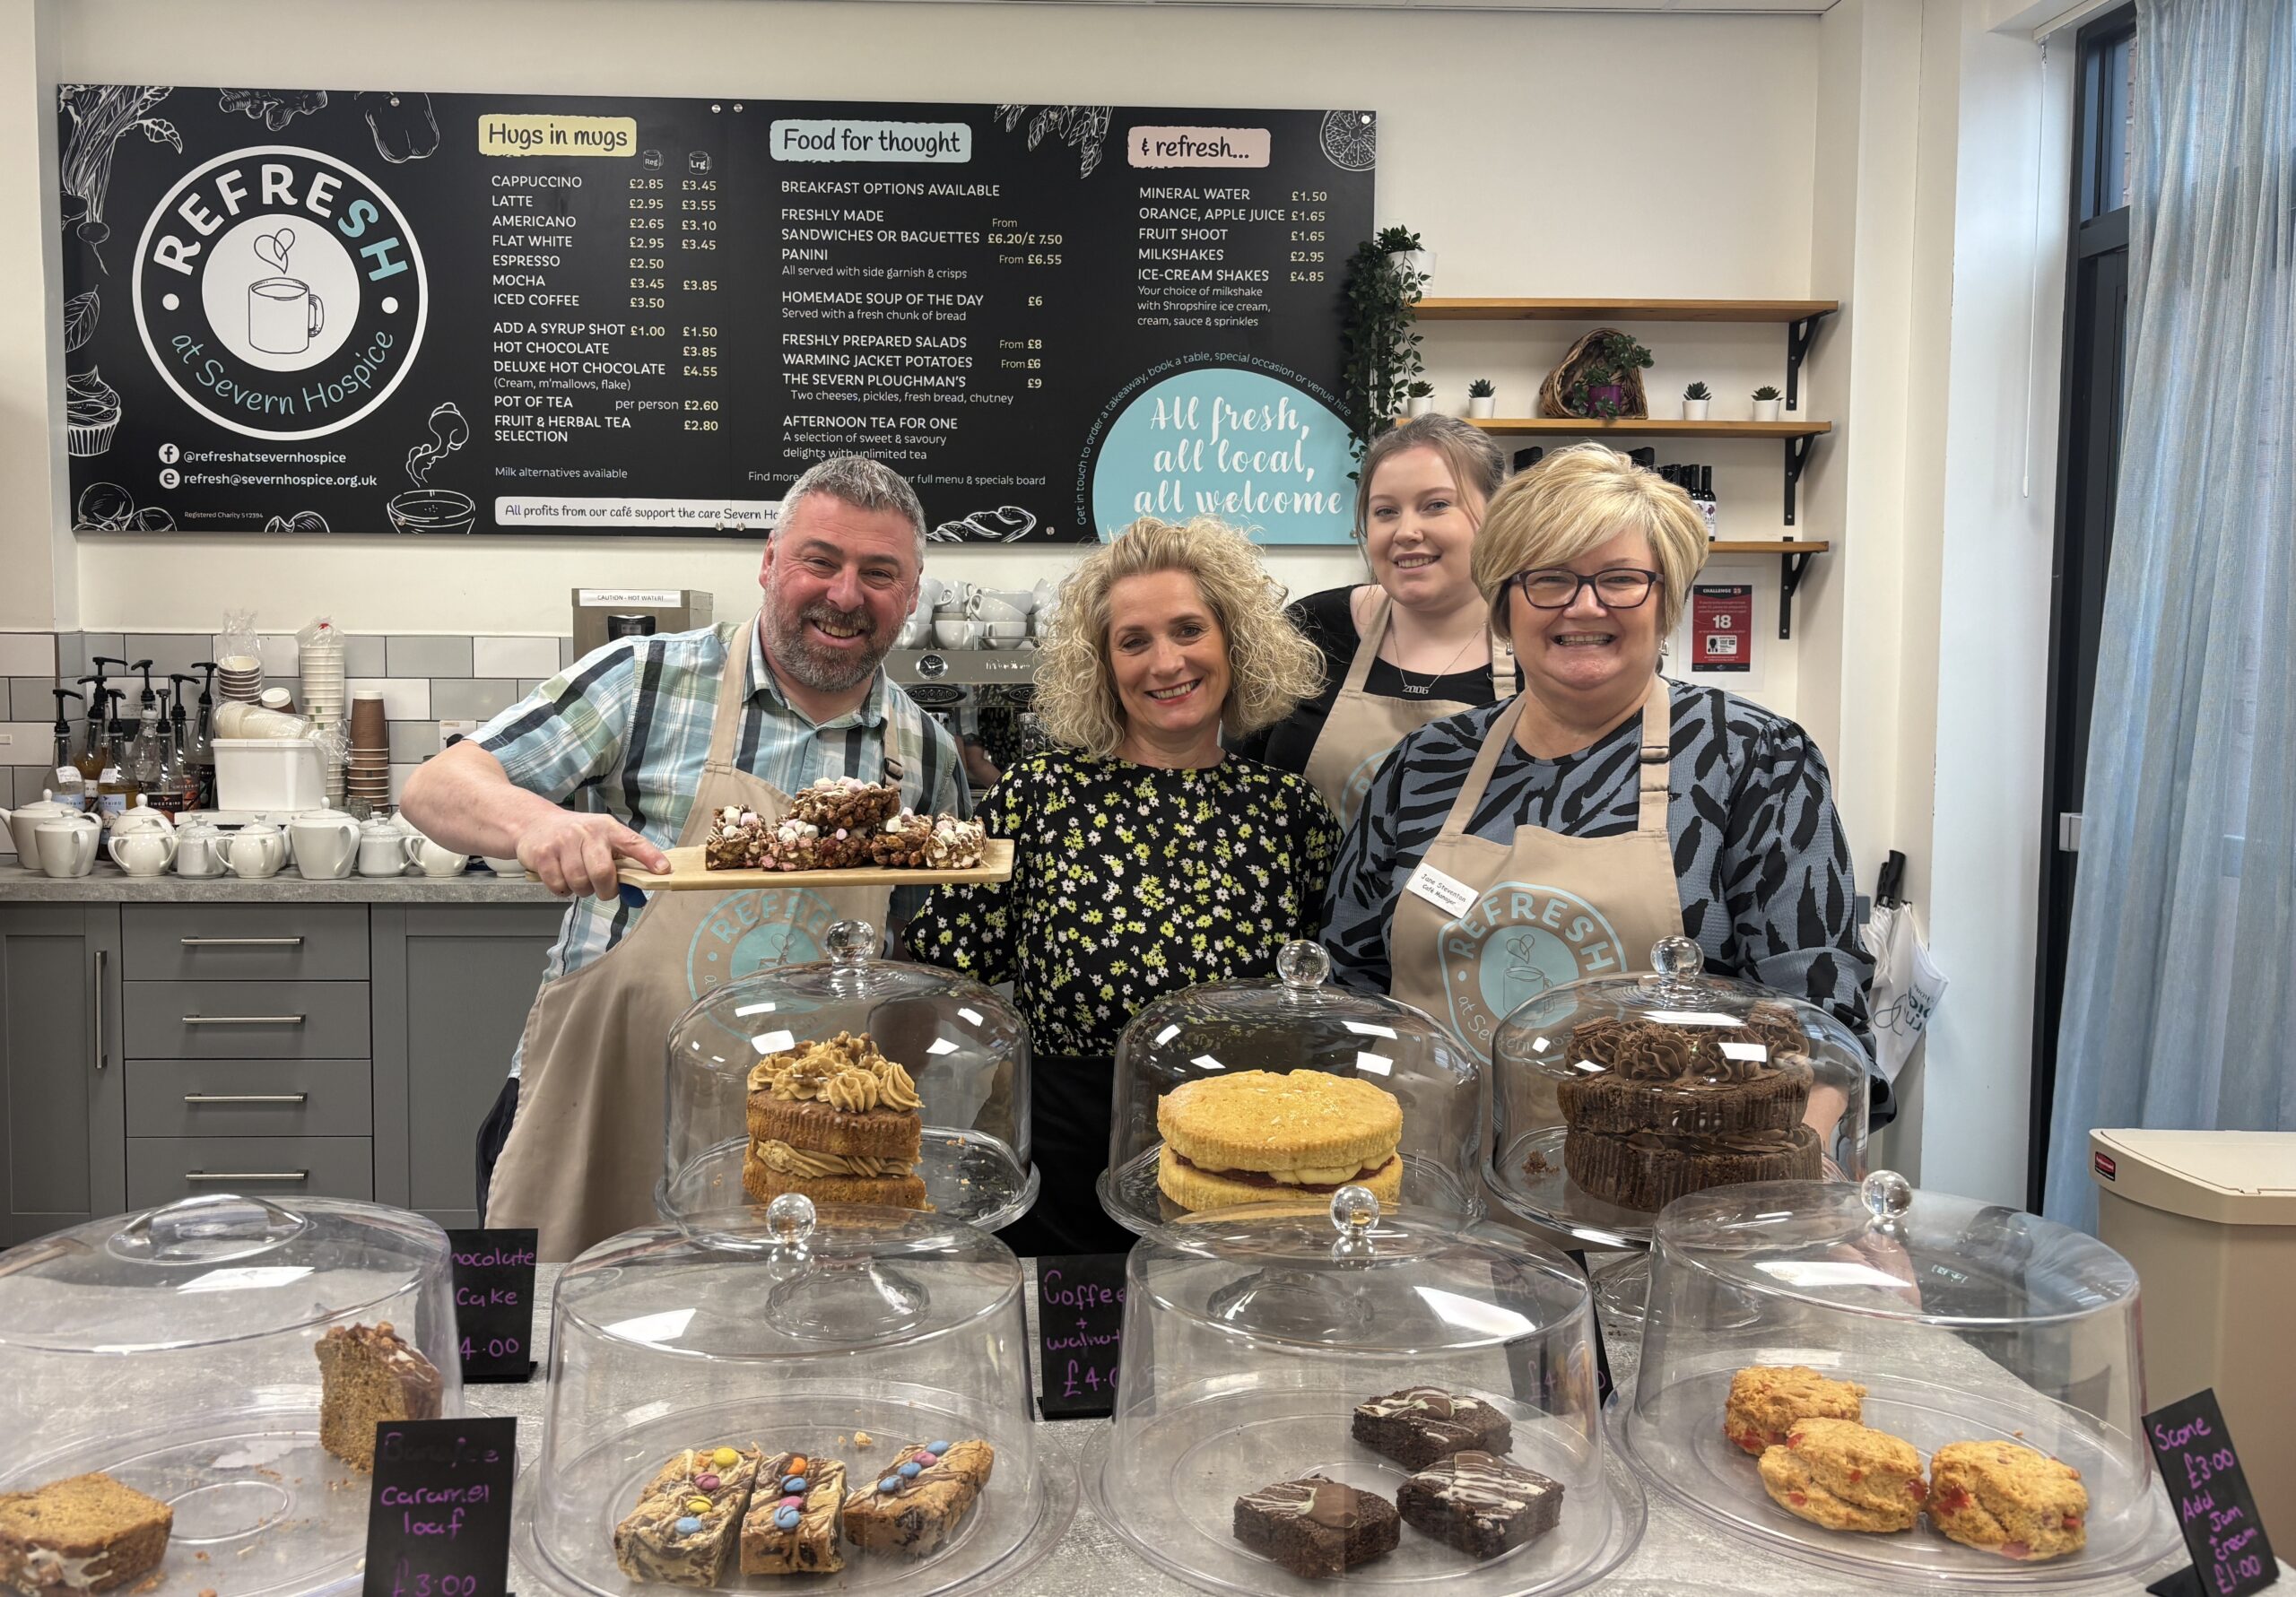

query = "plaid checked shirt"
[{"left": 473, "top": 617, "right": 967, "bottom": 1073}]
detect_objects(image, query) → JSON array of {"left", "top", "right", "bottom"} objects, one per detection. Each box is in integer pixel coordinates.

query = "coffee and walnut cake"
[{"left": 741, "top": 1031, "right": 928, "bottom": 1210}]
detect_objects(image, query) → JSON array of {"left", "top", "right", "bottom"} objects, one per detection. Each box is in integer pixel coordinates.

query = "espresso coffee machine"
[
  {"left": 888, "top": 649, "right": 1044, "bottom": 778},
  {"left": 570, "top": 588, "right": 715, "bottom": 657}
]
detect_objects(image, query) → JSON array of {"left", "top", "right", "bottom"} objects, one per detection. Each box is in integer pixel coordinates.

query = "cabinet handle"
[
  {"left": 179, "top": 936, "right": 304, "bottom": 948},
  {"left": 91, "top": 949, "right": 107, "bottom": 1073},
  {"left": 184, "top": 1093, "right": 309, "bottom": 1106},
  {"left": 181, "top": 1015, "right": 305, "bottom": 1026},
  {"left": 184, "top": 1170, "right": 309, "bottom": 1184}
]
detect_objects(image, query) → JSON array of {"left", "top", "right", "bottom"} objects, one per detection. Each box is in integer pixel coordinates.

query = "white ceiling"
[{"left": 890, "top": 0, "right": 1835, "bottom": 10}]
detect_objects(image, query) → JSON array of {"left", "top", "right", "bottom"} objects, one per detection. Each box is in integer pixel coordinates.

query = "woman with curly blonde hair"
[{"left": 905, "top": 516, "right": 1341, "bottom": 1252}]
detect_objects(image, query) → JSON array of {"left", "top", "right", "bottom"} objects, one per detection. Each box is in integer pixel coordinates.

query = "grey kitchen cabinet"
[
  {"left": 0, "top": 905, "right": 126, "bottom": 1245},
  {"left": 373, "top": 903, "right": 561, "bottom": 1229}
]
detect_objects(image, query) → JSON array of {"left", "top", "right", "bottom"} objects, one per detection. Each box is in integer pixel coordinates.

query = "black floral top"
[{"left": 903, "top": 750, "right": 1343, "bottom": 1055}]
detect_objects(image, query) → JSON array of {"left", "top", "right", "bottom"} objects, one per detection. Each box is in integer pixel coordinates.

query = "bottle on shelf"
[
  {"left": 93, "top": 690, "right": 137, "bottom": 822},
  {"left": 48, "top": 687, "right": 85, "bottom": 810},
  {"left": 72, "top": 669, "right": 111, "bottom": 800},
  {"left": 127, "top": 701, "right": 167, "bottom": 810},
  {"left": 186, "top": 660, "right": 220, "bottom": 811},
  {"left": 168, "top": 673, "right": 204, "bottom": 813},
  {"left": 1696, "top": 465, "right": 1719, "bottom": 541}
]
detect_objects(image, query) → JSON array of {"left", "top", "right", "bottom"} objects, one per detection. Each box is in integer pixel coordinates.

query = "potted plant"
[
  {"left": 1683, "top": 381, "right": 1711, "bottom": 421},
  {"left": 1539, "top": 329, "right": 1654, "bottom": 420},
  {"left": 1341, "top": 227, "right": 1429, "bottom": 462},
  {"left": 1466, "top": 378, "right": 1497, "bottom": 420},
  {"left": 1377, "top": 222, "right": 1434, "bottom": 287},
  {"left": 1752, "top": 384, "right": 1783, "bottom": 422},
  {"left": 1405, "top": 380, "right": 1436, "bottom": 418}
]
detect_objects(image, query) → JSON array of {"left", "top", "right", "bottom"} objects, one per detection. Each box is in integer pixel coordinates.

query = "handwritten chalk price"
[
  {"left": 2144, "top": 1389, "right": 2277, "bottom": 1597},
  {"left": 361, "top": 1418, "right": 517, "bottom": 1597},
  {"left": 1034, "top": 1254, "right": 1127, "bottom": 1420},
  {"left": 447, "top": 1228, "right": 537, "bottom": 1384}
]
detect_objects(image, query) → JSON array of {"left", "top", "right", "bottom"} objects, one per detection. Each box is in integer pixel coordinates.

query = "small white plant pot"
[
  {"left": 1683, "top": 399, "right": 1710, "bottom": 421},
  {"left": 1466, "top": 395, "right": 1497, "bottom": 419},
  {"left": 1393, "top": 248, "right": 1435, "bottom": 283},
  {"left": 1751, "top": 397, "right": 1783, "bottom": 422},
  {"left": 1405, "top": 396, "right": 1435, "bottom": 418}
]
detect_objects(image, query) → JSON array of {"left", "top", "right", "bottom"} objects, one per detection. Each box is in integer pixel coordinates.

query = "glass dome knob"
[
  {"left": 1650, "top": 936, "right": 1705, "bottom": 979},
  {"left": 1276, "top": 940, "right": 1330, "bottom": 991},
  {"left": 765, "top": 1192, "right": 818, "bottom": 1249},
  {"left": 109, "top": 1193, "right": 308, "bottom": 1263},
  {"left": 1861, "top": 1168, "right": 1913, "bottom": 1222},
  {"left": 825, "top": 920, "right": 877, "bottom": 965},
  {"left": 1328, "top": 1184, "right": 1382, "bottom": 1259}
]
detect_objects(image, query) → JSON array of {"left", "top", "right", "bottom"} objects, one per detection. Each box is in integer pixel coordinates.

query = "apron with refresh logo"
[
  {"left": 485, "top": 634, "right": 903, "bottom": 1261},
  {"left": 1388, "top": 682, "right": 1684, "bottom": 1114},
  {"left": 1300, "top": 590, "right": 1516, "bottom": 832}
]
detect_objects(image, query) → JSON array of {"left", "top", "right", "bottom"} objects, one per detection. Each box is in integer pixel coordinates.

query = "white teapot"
[
  {"left": 175, "top": 819, "right": 225, "bottom": 878},
  {"left": 112, "top": 798, "right": 175, "bottom": 838},
  {"left": 108, "top": 827, "right": 178, "bottom": 877},
  {"left": 1, "top": 790, "right": 85, "bottom": 862},
  {"left": 215, "top": 820, "right": 289, "bottom": 880},
  {"left": 33, "top": 812, "right": 101, "bottom": 878},
  {"left": 289, "top": 812, "right": 361, "bottom": 881}
]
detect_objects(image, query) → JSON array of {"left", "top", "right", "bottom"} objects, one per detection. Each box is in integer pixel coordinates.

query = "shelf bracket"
[
  {"left": 1785, "top": 309, "right": 1833, "bottom": 412},
  {"left": 1781, "top": 431, "right": 1818, "bottom": 527},
  {"left": 1778, "top": 546, "right": 1817, "bottom": 639}
]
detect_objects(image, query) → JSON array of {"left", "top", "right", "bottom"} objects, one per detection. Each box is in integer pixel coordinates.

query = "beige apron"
[
  {"left": 487, "top": 634, "right": 904, "bottom": 1261},
  {"left": 1389, "top": 681, "right": 1684, "bottom": 1089},
  {"left": 1301, "top": 590, "right": 1517, "bottom": 830}
]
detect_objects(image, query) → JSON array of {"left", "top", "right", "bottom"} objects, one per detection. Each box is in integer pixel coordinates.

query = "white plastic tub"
[{"left": 213, "top": 737, "right": 326, "bottom": 812}]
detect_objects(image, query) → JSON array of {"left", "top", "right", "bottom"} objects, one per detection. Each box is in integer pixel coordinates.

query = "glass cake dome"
[
  {"left": 1489, "top": 937, "right": 1871, "bottom": 1245},
  {"left": 0, "top": 1194, "right": 460, "bottom": 1597},
  {"left": 1083, "top": 1188, "right": 1645, "bottom": 1594},
  {"left": 1098, "top": 941, "right": 1484, "bottom": 1235},
  {"left": 661, "top": 919, "right": 1035, "bottom": 1235},
  {"left": 1617, "top": 1171, "right": 2178, "bottom": 1587},
  {"left": 516, "top": 1197, "right": 1071, "bottom": 1597}
]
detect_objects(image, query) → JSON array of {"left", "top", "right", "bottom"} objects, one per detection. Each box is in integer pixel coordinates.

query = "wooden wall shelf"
[
  {"left": 1456, "top": 418, "right": 1830, "bottom": 439},
  {"left": 1415, "top": 298, "right": 1839, "bottom": 323},
  {"left": 1704, "top": 541, "right": 1831, "bottom": 639}
]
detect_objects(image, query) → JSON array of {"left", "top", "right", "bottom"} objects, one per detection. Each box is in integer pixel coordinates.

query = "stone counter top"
[
  {"left": 464, "top": 1261, "right": 2221, "bottom": 1597},
  {"left": 0, "top": 860, "right": 564, "bottom": 904}
]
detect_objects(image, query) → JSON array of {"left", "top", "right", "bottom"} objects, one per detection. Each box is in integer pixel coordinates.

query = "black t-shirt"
[{"left": 1234, "top": 586, "right": 1513, "bottom": 775}]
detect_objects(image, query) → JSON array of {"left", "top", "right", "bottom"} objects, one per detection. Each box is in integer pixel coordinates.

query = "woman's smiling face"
[
  {"left": 1108, "top": 568, "right": 1232, "bottom": 750},
  {"left": 1363, "top": 445, "right": 1484, "bottom": 612},
  {"left": 1508, "top": 525, "right": 1666, "bottom": 704}
]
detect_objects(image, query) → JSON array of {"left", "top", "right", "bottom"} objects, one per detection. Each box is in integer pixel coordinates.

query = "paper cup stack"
[
  {"left": 301, "top": 632, "right": 347, "bottom": 804},
  {"left": 215, "top": 653, "right": 264, "bottom": 705},
  {"left": 347, "top": 690, "right": 390, "bottom": 810}
]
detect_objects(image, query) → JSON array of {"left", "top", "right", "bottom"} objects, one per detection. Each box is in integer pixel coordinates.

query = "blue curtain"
[{"left": 2046, "top": 0, "right": 2296, "bottom": 1229}]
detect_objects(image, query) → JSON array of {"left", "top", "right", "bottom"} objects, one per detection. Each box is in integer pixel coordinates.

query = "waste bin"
[{"left": 2091, "top": 1128, "right": 2296, "bottom": 1547}]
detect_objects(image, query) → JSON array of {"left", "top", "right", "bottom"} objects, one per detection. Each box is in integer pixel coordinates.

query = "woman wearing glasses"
[{"left": 1320, "top": 443, "right": 1883, "bottom": 1124}]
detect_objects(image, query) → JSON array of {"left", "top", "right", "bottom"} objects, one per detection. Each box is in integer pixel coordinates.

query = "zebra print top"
[{"left": 1321, "top": 679, "right": 1890, "bottom": 1124}]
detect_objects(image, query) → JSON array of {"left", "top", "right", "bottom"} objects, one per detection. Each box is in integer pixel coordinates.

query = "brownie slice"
[
  {"left": 0, "top": 1474, "right": 172, "bottom": 1597},
  {"left": 1351, "top": 1387, "right": 1512, "bottom": 1471},
  {"left": 1232, "top": 1475, "right": 1398, "bottom": 1579},
  {"left": 1397, "top": 1451, "right": 1564, "bottom": 1559}
]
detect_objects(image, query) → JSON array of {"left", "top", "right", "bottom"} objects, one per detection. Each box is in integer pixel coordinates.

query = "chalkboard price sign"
[
  {"left": 2144, "top": 1388, "right": 2278, "bottom": 1597},
  {"left": 1035, "top": 1254, "right": 1126, "bottom": 1420},
  {"left": 446, "top": 1228, "right": 538, "bottom": 1384},
  {"left": 56, "top": 86, "right": 1372, "bottom": 544},
  {"left": 361, "top": 1416, "right": 517, "bottom": 1597}
]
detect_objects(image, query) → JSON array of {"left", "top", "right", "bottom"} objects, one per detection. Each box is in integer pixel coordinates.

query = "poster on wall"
[{"left": 55, "top": 85, "right": 1373, "bottom": 543}]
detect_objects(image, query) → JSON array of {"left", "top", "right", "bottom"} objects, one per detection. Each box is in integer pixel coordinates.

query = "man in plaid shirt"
[{"left": 400, "top": 456, "right": 968, "bottom": 1219}]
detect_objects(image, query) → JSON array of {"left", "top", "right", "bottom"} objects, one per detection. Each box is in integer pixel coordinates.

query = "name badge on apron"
[{"left": 1405, "top": 861, "right": 1479, "bottom": 919}]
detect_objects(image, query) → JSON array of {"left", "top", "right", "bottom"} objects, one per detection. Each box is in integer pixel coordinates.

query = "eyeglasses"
[{"left": 1512, "top": 568, "right": 1663, "bottom": 611}]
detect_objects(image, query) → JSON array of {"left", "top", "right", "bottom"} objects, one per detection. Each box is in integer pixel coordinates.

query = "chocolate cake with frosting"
[{"left": 1563, "top": 1124, "right": 1822, "bottom": 1212}]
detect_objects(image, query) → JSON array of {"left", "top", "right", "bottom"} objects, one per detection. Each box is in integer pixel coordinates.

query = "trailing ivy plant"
[{"left": 1340, "top": 227, "right": 1428, "bottom": 464}]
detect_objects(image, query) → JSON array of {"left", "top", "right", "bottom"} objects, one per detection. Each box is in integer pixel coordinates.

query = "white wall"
[
  {"left": 0, "top": 0, "right": 69, "bottom": 631},
  {"left": 9, "top": 0, "right": 1823, "bottom": 666}
]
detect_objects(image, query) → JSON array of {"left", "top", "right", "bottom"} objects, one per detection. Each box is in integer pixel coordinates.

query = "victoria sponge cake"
[{"left": 1157, "top": 1069, "right": 1404, "bottom": 1211}]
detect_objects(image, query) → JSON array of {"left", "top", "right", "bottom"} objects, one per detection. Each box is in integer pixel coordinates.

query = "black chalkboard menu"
[{"left": 57, "top": 86, "right": 1374, "bottom": 543}]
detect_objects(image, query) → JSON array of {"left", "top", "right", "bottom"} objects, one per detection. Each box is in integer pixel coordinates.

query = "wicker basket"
[{"left": 1538, "top": 328, "right": 1650, "bottom": 421}]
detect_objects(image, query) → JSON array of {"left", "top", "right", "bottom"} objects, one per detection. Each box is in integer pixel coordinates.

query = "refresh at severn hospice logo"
[{"left": 133, "top": 143, "right": 427, "bottom": 440}]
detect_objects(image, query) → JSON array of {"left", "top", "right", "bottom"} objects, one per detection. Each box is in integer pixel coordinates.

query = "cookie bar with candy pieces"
[
  {"left": 841, "top": 1439, "right": 994, "bottom": 1558},
  {"left": 739, "top": 1453, "right": 847, "bottom": 1575},
  {"left": 867, "top": 812, "right": 988, "bottom": 870},
  {"left": 612, "top": 1445, "right": 763, "bottom": 1586}
]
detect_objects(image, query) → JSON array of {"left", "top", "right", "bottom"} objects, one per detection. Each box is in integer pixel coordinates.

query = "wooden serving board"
[{"left": 551, "top": 837, "right": 1014, "bottom": 892}]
